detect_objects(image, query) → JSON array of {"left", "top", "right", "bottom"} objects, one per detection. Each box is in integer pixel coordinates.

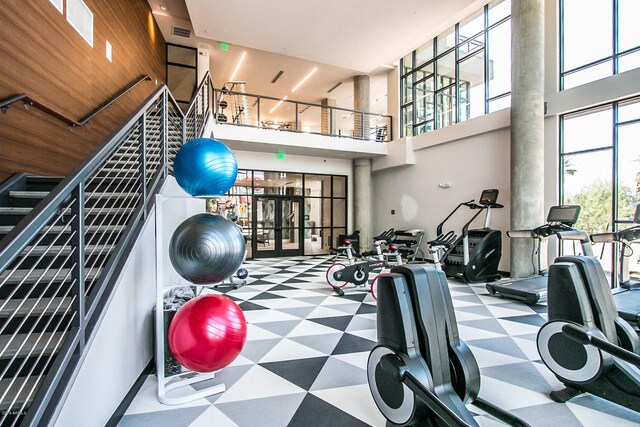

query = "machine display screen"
[
  {"left": 479, "top": 189, "right": 499, "bottom": 205},
  {"left": 547, "top": 205, "right": 581, "bottom": 225}
]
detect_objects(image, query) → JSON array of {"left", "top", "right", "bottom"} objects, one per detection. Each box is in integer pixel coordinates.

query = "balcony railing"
[{"left": 209, "top": 86, "right": 392, "bottom": 142}]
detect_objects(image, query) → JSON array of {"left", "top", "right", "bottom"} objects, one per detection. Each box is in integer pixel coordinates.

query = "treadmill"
[
  {"left": 486, "top": 205, "right": 592, "bottom": 305},
  {"left": 591, "top": 204, "right": 640, "bottom": 330}
]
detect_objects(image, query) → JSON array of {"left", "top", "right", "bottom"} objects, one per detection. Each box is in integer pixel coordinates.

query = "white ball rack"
[{"left": 153, "top": 193, "right": 226, "bottom": 405}]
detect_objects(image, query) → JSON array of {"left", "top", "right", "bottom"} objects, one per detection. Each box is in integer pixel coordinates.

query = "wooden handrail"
[
  {"left": 0, "top": 94, "right": 82, "bottom": 128},
  {"left": 0, "top": 74, "right": 152, "bottom": 128},
  {"left": 80, "top": 74, "right": 151, "bottom": 124}
]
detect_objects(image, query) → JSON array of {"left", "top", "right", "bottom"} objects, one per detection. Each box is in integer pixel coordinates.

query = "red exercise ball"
[{"left": 168, "top": 294, "right": 247, "bottom": 373}]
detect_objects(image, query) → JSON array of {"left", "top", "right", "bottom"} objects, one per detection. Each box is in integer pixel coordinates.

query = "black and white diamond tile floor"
[{"left": 118, "top": 256, "right": 640, "bottom": 427}]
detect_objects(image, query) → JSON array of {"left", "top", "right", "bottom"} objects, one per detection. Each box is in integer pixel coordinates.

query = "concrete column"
[
  {"left": 510, "top": 0, "right": 545, "bottom": 278},
  {"left": 354, "top": 158, "right": 373, "bottom": 251},
  {"left": 321, "top": 98, "right": 336, "bottom": 135},
  {"left": 353, "top": 75, "right": 370, "bottom": 139}
]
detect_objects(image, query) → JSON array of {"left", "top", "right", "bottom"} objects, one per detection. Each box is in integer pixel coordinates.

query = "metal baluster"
[{"left": 70, "top": 184, "right": 85, "bottom": 350}]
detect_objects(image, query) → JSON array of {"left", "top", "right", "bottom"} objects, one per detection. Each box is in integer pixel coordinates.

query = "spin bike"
[{"left": 326, "top": 229, "right": 395, "bottom": 296}]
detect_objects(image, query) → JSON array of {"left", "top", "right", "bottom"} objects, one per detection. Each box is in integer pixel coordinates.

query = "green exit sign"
[
  {"left": 219, "top": 42, "right": 230, "bottom": 51},
  {"left": 277, "top": 152, "right": 285, "bottom": 159}
]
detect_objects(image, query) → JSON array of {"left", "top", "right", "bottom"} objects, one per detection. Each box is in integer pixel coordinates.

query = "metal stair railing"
[{"left": 0, "top": 71, "right": 212, "bottom": 426}]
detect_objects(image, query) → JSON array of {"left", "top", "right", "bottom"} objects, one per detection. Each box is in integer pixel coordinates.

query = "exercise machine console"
[{"left": 486, "top": 205, "right": 592, "bottom": 305}]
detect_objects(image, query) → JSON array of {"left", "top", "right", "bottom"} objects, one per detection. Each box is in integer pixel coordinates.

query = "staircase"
[{"left": 0, "top": 74, "right": 209, "bottom": 425}]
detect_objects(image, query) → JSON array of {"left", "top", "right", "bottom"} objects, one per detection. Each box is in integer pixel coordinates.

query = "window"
[
  {"left": 221, "top": 170, "right": 348, "bottom": 257},
  {"left": 560, "top": 97, "right": 640, "bottom": 281},
  {"left": 400, "top": 0, "right": 511, "bottom": 137},
  {"left": 561, "top": 0, "right": 640, "bottom": 90}
]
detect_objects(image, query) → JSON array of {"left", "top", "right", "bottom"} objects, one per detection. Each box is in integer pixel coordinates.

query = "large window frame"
[
  {"left": 400, "top": 0, "right": 511, "bottom": 137},
  {"left": 560, "top": 0, "right": 640, "bottom": 90},
  {"left": 220, "top": 169, "right": 348, "bottom": 258},
  {"left": 560, "top": 96, "right": 640, "bottom": 282}
]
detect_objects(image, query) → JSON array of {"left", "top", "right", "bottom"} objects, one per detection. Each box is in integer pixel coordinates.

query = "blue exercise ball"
[
  {"left": 174, "top": 138, "right": 238, "bottom": 197},
  {"left": 169, "top": 213, "right": 246, "bottom": 284}
]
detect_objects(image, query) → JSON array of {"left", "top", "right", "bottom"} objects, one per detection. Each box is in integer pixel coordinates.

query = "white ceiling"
[{"left": 148, "top": 0, "right": 487, "bottom": 115}]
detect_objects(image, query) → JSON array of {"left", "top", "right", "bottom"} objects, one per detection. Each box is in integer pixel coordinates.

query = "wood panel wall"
[{"left": 0, "top": 0, "right": 166, "bottom": 182}]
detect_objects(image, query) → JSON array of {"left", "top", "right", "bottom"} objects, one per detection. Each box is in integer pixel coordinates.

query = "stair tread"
[
  {"left": 0, "top": 207, "right": 135, "bottom": 215},
  {"left": 0, "top": 224, "right": 126, "bottom": 234},
  {"left": 0, "top": 375, "right": 43, "bottom": 411},
  {"left": 0, "top": 331, "right": 66, "bottom": 359},
  {"left": 0, "top": 268, "right": 101, "bottom": 286},
  {"left": 20, "top": 244, "right": 115, "bottom": 257},
  {"left": 9, "top": 191, "right": 141, "bottom": 199},
  {"left": 0, "top": 296, "right": 73, "bottom": 318}
]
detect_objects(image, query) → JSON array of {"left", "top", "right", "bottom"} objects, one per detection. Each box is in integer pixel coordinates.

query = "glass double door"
[{"left": 253, "top": 196, "right": 303, "bottom": 257}]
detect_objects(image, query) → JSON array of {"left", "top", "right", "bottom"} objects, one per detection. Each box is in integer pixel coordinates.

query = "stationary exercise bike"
[
  {"left": 326, "top": 229, "right": 395, "bottom": 296},
  {"left": 536, "top": 256, "right": 640, "bottom": 412},
  {"left": 368, "top": 265, "right": 530, "bottom": 426}
]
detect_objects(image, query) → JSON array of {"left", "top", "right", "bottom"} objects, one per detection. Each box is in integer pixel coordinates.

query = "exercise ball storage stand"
[{"left": 154, "top": 194, "right": 226, "bottom": 405}]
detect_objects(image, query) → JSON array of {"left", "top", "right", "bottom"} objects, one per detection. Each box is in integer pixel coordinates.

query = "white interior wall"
[
  {"left": 232, "top": 150, "right": 356, "bottom": 232},
  {"left": 372, "top": 126, "right": 511, "bottom": 271},
  {"left": 55, "top": 178, "right": 188, "bottom": 427}
]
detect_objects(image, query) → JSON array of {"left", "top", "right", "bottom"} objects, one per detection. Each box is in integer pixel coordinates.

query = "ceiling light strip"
[
  {"left": 269, "top": 96, "right": 288, "bottom": 114},
  {"left": 291, "top": 67, "right": 318, "bottom": 92},
  {"left": 229, "top": 51, "right": 247, "bottom": 82}
]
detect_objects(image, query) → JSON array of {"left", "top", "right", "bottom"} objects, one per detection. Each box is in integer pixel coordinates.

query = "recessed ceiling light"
[
  {"left": 160, "top": 5, "right": 167, "bottom": 10},
  {"left": 291, "top": 67, "right": 318, "bottom": 92},
  {"left": 229, "top": 51, "right": 247, "bottom": 82},
  {"left": 269, "top": 96, "right": 288, "bottom": 114}
]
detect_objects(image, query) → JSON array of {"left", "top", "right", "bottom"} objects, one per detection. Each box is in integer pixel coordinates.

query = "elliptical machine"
[
  {"left": 368, "top": 265, "right": 530, "bottom": 427},
  {"left": 591, "top": 204, "right": 640, "bottom": 329},
  {"left": 536, "top": 256, "right": 640, "bottom": 412},
  {"left": 434, "top": 189, "right": 503, "bottom": 283}
]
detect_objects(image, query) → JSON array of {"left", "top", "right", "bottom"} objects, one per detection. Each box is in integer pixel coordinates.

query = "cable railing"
[
  {"left": 0, "top": 75, "right": 151, "bottom": 129},
  {"left": 0, "top": 72, "right": 210, "bottom": 425},
  {"left": 0, "top": 68, "right": 387, "bottom": 424},
  {"left": 200, "top": 80, "right": 392, "bottom": 142}
]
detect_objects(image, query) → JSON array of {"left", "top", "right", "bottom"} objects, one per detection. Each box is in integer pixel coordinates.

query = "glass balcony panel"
[
  {"left": 260, "top": 98, "right": 297, "bottom": 130},
  {"left": 298, "top": 104, "right": 323, "bottom": 134},
  {"left": 216, "top": 91, "right": 259, "bottom": 127}
]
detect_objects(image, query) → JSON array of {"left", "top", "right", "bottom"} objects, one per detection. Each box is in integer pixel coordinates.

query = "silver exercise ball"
[{"left": 169, "top": 213, "right": 246, "bottom": 284}]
